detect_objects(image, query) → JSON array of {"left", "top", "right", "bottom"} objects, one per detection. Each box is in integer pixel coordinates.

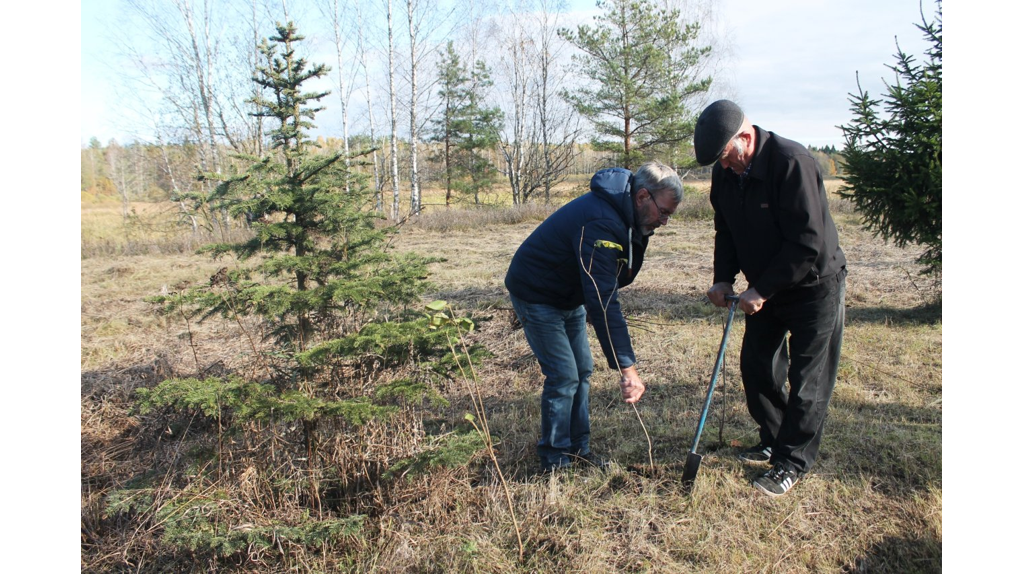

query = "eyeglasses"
[{"left": 648, "top": 192, "right": 672, "bottom": 220}]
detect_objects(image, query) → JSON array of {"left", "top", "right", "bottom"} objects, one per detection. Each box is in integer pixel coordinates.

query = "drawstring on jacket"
[{"left": 628, "top": 228, "right": 634, "bottom": 277}]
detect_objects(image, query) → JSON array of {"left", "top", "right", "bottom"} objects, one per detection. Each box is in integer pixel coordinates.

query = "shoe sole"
[{"left": 737, "top": 446, "right": 773, "bottom": 465}]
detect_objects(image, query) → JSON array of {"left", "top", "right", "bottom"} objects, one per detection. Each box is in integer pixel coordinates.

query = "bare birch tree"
[
  {"left": 403, "top": 0, "right": 457, "bottom": 214},
  {"left": 319, "top": 0, "right": 355, "bottom": 192},
  {"left": 406, "top": 0, "right": 422, "bottom": 214},
  {"left": 117, "top": 0, "right": 267, "bottom": 237},
  {"left": 494, "top": 0, "right": 580, "bottom": 204},
  {"left": 120, "top": 0, "right": 222, "bottom": 173},
  {"left": 382, "top": 0, "right": 402, "bottom": 219},
  {"left": 355, "top": 0, "right": 384, "bottom": 210},
  {"left": 493, "top": 7, "right": 531, "bottom": 204},
  {"left": 535, "top": 0, "right": 580, "bottom": 201},
  {"left": 106, "top": 140, "right": 137, "bottom": 221}
]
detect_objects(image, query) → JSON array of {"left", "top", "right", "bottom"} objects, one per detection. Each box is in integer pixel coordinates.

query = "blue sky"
[
  {"left": 708, "top": 0, "right": 936, "bottom": 147},
  {"left": 81, "top": 0, "right": 936, "bottom": 149}
]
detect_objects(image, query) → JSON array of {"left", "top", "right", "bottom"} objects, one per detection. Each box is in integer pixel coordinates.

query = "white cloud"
[{"left": 711, "top": 0, "right": 937, "bottom": 147}]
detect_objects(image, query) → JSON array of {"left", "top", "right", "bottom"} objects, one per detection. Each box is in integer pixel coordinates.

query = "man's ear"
[{"left": 739, "top": 128, "right": 754, "bottom": 148}]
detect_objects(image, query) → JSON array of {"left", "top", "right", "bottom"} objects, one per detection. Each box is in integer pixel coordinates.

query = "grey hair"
[
  {"left": 633, "top": 161, "right": 683, "bottom": 202},
  {"left": 722, "top": 134, "right": 745, "bottom": 160}
]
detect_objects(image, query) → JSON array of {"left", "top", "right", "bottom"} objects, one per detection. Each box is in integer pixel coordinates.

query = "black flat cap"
[{"left": 694, "top": 100, "right": 745, "bottom": 166}]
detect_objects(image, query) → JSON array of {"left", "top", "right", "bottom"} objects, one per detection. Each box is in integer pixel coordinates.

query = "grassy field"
[{"left": 81, "top": 179, "right": 941, "bottom": 572}]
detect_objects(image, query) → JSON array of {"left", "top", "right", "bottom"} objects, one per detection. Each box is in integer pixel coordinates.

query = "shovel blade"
[{"left": 680, "top": 452, "right": 703, "bottom": 494}]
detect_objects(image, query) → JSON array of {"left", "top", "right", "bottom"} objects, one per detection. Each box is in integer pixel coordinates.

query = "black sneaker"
[
  {"left": 753, "top": 463, "right": 802, "bottom": 497},
  {"left": 738, "top": 442, "right": 773, "bottom": 464},
  {"left": 539, "top": 453, "right": 572, "bottom": 475},
  {"left": 539, "top": 461, "right": 571, "bottom": 475},
  {"left": 572, "top": 451, "right": 611, "bottom": 470}
]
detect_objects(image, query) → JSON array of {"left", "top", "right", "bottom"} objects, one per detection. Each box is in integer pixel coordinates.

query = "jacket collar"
[{"left": 746, "top": 126, "right": 772, "bottom": 181}]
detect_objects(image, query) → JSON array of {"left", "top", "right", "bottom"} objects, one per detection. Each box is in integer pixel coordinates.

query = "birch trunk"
[
  {"left": 356, "top": 2, "right": 383, "bottom": 210},
  {"left": 406, "top": 0, "right": 421, "bottom": 215},
  {"left": 386, "top": 0, "right": 401, "bottom": 219},
  {"left": 325, "top": 0, "right": 352, "bottom": 192}
]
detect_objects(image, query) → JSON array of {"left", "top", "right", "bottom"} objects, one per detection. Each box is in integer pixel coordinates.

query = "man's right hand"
[
  {"left": 707, "top": 282, "right": 735, "bottom": 308},
  {"left": 619, "top": 365, "right": 645, "bottom": 403}
]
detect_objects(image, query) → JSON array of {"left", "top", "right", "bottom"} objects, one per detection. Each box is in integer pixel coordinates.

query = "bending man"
[{"left": 505, "top": 161, "right": 683, "bottom": 474}]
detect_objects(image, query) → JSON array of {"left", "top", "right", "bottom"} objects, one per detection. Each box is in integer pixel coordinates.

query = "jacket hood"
[{"left": 589, "top": 167, "right": 640, "bottom": 236}]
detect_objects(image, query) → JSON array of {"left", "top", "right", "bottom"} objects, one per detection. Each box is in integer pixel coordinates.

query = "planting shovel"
[{"left": 681, "top": 295, "right": 739, "bottom": 494}]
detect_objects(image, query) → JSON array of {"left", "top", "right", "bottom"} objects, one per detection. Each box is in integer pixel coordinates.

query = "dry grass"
[
  {"left": 81, "top": 180, "right": 941, "bottom": 572},
  {"left": 81, "top": 202, "right": 257, "bottom": 259},
  {"left": 409, "top": 203, "right": 558, "bottom": 233}
]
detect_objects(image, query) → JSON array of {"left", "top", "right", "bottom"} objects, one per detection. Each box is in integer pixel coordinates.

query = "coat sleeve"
[
  {"left": 711, "top": 170, "right": 741, "bottom": 285},
  {"left": 752, "top": 154, "right": 827, "bottom": 298},
  {"left": 574, "top": 218, "right": 635, "bottom": 370}
]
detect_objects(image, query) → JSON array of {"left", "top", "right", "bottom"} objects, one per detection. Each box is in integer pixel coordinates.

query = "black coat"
[{"left": 710, "top": 126, "right": 846, "bottom": 299}]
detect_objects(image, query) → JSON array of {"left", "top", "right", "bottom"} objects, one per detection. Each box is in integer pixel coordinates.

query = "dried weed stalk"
[
  {"left": 427, "top": 300, "right": 525, "bottom": 560},
  {"left": 578, "top": 228, "right": 655, "bottom": 473}
]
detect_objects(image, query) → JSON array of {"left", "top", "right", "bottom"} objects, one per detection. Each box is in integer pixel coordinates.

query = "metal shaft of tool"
[{"left": 689, "top": 297, "right": 739, "bottom": 454}]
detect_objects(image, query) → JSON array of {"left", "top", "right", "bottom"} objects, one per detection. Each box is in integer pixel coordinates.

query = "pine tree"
[
  {"left": 559, "top": 0, "right": 712, "bottom": 169},
  {"left": 839, "top": 2, "right": 942, "bottom": 275},
  {"left": 430, "top": 42, "right": 504, "bottom": 205},
  {"left": 433, "top": 41, "right": 470, "bottom": 206}
]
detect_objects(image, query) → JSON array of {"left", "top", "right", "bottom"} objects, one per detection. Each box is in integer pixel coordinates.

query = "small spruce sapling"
[{"left": 142, "top": 22, "right": 450, "bottom": 522}]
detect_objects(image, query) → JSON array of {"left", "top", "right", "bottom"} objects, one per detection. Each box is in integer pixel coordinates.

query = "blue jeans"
[{"left": 509, "top": 294, "right": 595, "bottom": 469}]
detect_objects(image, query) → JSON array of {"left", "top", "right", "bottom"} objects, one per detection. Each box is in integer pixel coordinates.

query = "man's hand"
[
  {"left": 619, "top": 365, "right": 646, "bottom": 403},
  {"left": 738, "top": 287, "right": 767, "bottom": 315},
  {"left": 707, "top": 282, "right": 735, "bottom": 308}
]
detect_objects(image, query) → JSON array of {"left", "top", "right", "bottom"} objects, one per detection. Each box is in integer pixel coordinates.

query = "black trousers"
[{"left": 740, "top": 269, "right": 846, "bottom": 474}]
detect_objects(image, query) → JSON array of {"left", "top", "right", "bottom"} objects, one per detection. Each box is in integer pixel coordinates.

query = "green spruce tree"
[
  {"left": 200, "top": 22, "right": 432, "bottom": 350},
  {"left": 147, "top": 22, "right": 461, "bottom": 479},
  {"left": 118, "top": 23, "right": 493, "bottom": 567},
  {"left": 839, "top": 2, "right": 942, "bottom": 275}
]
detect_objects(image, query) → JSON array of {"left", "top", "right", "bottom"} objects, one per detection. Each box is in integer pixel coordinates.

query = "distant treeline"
[{"left": 81, "top": 137, "right": 845, "bottom": 205}]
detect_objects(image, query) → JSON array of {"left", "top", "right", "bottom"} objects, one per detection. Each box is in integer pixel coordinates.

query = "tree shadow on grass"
[
  {"left": 842, "top": 534, "right": 942, "bottom": 573},
  {"left": 599, "top": 369, "right": 942, "bottom": 498},
  {"left": 436, "top": 285, "right": 938, "bottom": 329},
  {"left": 847, "top": 301, "right": 941, "bottom": 326},
  {"left": 427, "top": 285, "right": 510, "bottom": 310},
  {"left": 619, "top": 282, "right": 942, "bottom": 328}
]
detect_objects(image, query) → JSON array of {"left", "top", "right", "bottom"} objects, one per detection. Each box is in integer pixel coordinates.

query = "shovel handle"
[{"left": 689, "top": 298, "right": 739, "bottom": 454}]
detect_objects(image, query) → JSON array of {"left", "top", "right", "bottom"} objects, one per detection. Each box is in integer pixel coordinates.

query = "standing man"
[
  {"left": 505, "top": 161, "right": 683, "bottom": 474},
  {"left": 695, "top": 100, "right": 847, "bottom": 497}
]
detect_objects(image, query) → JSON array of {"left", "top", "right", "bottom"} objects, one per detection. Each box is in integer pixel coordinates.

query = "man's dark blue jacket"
[{"left": 505, "top": 168, "right": 647, "bottom": 370}]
